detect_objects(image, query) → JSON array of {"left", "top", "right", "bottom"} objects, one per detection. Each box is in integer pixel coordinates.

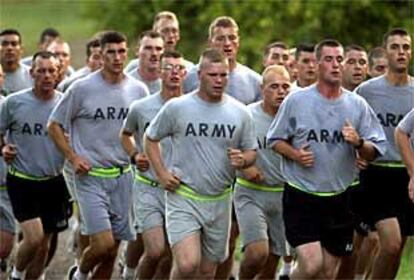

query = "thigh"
[
  {"left": 135, "top": 183, "right": 165, "bottom": 234},
  {"left": 201, "top": 197, "right": 232, "bottom": 263},
  {"left": 0, "top": 190, "right": 16, "bottom": 234},
  {"left": 234, "top": 186, "right": 268, "bottom": 250}
]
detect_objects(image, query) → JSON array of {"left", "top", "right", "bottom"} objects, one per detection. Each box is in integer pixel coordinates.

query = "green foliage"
[{"left": 81, "top": 0, "right": 413, "bottom": 72}]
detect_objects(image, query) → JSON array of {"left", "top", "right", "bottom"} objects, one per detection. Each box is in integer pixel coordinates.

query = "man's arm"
[
  {"left": 120, "top": 129, "right": 149, "bottom": 172},
  {"left": 395, "top": 127, "right": 414, "bottom": 202},
  {"left": 143, "top": 133, "right": 180, "bottom": 191},
  {"left": 47, "top": 121, "right": 91, "bottom": 174},
  {"left": 273, "top": 140, "right": 314, "bottom": 167}
]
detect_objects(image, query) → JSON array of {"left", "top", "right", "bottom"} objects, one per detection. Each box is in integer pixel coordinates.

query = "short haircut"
[
  {"left": 208, "top": 16, "right": 238, "bottom": 39},
  {"left": 383, "top": 27, "right": 409, "bottom": 47},
  {"left": 161, "top": 50, "right": 183, "bottom": 60},
  {"left": 315, "top": 39, "right": 343, "bottom": 60},
  {"left": 295, "top": 43, "right": 315, "bottom": 60},
  {"left": 368, "top": 47, "right": 387, "bottom": 67},
  {"left": 86, "top": 38, "right": 100, "bottom": 58},
  {"left": 262, "top": 64, "right": 290, "bottom": 82},
  {"left": 153, "top": 11, "right": 178, "bottom": 29},
  {"left": 32, "top": 51, "right": 58, "bottom": 65},
  {"left": 199, "top": 48, "right": 227, "bottom": 69},
  {"left": 139, "top": 30, "right": 164, "bottom": 42},
  {"left": 345, "top": 44, "right": 366, "bottom": 55},
  {"left": 100, "top": 31, "right": 127, "bottom": 48},
  {"left": 264, "top": 41, "right": 289, "bottom": 57},
  {"left": 0, "top": 29, "right": 22, "bottom": 44},
  {"left": 39, "top": 28, "right": 60, "bottom": 44}
]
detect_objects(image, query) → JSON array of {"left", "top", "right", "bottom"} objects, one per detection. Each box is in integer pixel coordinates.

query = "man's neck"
[
  {"left": 2, "top": 61, "right": 19, "bottom": 73},
  {"left": 101, "top": 69, "right": 124, "bottom": 84},
  {"left": 160, "top": 87, "right": 182, "bottom": 101},
  {"left": 386, "top": 70, "right": 410, "bottom": 86},
  {"left": 228, "top": 59, "right": 237, "bottom": 72},
  {"left": 261, "top": 102, "right": 277, "bottom": 117},
  {"left": 138, "top": 67, "right": 159, "bottom": 82},
  {"left": 317, "top": 81, "right": 342, "bottom": 99},
  {"left": 34, "top": 88, "right": 55, "bottom": 101}
]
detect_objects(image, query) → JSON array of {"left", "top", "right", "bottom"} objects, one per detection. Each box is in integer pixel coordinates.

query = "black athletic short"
[
  {"left": 359, "top": 165, "right": 414, "bottom": 236},
  {"left": 7, "top": 173, "right": 69, "bottom": 233},
  {"left": 283, "top": 185, "right": 354, "bottom": 256},
  {"left": 348, "top": 183, "right": 376, "bottom": 236}
]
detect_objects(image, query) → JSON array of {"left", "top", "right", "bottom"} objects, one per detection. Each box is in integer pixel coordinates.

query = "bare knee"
[
  {"left": 175, "top": 258, "right": 198, "bottom": 276},
  {"left": 242, "top": 243, "right": 268, "bottom": 269}
]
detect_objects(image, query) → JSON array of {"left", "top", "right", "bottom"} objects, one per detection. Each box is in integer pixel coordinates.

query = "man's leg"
[
  {"left": 320, "top": 248, "right": 341, "bottom": 280},
  {"left": 91, "top": 239, "right": 120, "bottom": 279},
  {"left": 214, "top": 217, "right": 238, "bottom": 280},
  {"left": 336, "top": 231, "right": 364, "bottom": 279},
  {"left": 239, "top": 240, "right": 269, "bottom": 280},
  {"left": 171, "top": 233, "right": 201, "bottom": 279},
  {"left": 0, "top": 230, "right": 14, "bottom": 270},
  {"left": 122, "top": 235, "right": 144, "bottom": 279},
  {"left": 354, "top": 231, "right": 379, "bottom": 279},
  {"left": 14, "top": 218, "right": 45, "bottom": 273},
  {"left": 199, "top": 255, "right": 218, "bottom": 280},
  {"left": 75, "top": 230, "right": 118, "bottom": 279},
  {"left": 137, "top": 226, "right": 167, "bottom": 279},
  {"left": 258, "top": 253, "right": 280, "bottom": 280},
  {"left": 25, "top": 233, "right": 53, "bottom": 279},
  {"left": 290, "top": 242, "right": 323, "bottom": 279},
  {"left": 371, "top": 218, "right": 403, "bottom": 279}
]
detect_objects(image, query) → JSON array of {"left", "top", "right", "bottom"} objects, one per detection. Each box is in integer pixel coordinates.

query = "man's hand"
[
  {"left": 355, "top": 152, "right": 369, "bottom": 170},
  {"left": 158, "top": 170, "right": 181, "bottom": 192},
  {"left": 342, "top": 120, "right": 361, "bottom": 147},
  {"left": 228, "top": 148, "right": 246, "bottom": 169},
  {"left": 69, "top": 154, "right": 91, "bottom": 175},
  {"left": 134, "top": 153, "right": 150, "bottom": 172},
  {"left": 295, "top": 143, "right": 314, "bottom": 167},
  {"left": 241, "top": 165, "right": 264, "bottom": 183},
  {"left": 2, "top": 144, "right": 17, "bottom": 164}
]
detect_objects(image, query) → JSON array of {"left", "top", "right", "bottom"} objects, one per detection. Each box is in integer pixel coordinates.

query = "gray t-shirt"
[
  {"left": 125, "top": 58, "right": 194, "bottom": 74},
  {"left": 146, "top": 92, "right": 257, "bottom": 196},
  {"left": 123, "top": 92, "right": 173, "bottom": 180},
  {"left": 397, "top": 108, "right": 414, "bottom": 148},
  {"left": 0, "top": 88, "right": 64, "bottom": 177},
  {"left": 267, "top": 85, "right": 387, "bottom": 193},
  {"left": 4, "top": 63, "right": 32, "bottom": 94},
  {"left": 356, "top": 75, "right": 414, "bottom": 162},
  {"left": 238, "top": 101, "right": 285, "bottom": 186},
  {"left": 58, "top": 67, "right": 92, "bottom": 92},
  {"left": 183, "top": 63, "right": 262, "bottom": 105},
  {"left": 128, "top": 70, "right": 161, "bottom": 95},
  {"left": 49, "top": 70, "right": 149, "bottom": 168}
]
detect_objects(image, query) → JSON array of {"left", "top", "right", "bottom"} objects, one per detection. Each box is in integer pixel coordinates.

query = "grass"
[{"left": 1, "top": 0, "right": 96, "bottom": 68}]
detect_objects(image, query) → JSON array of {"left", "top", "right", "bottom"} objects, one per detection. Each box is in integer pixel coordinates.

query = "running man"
[
  {"left": 356, "top": 27, "right": 414, "bottom": 279},
  {"left": 120, "top": 50, "right": 187, "bottom": 280},
  {"left": 0, "top": 51, "right": 68, "bottom": 280},
  {"left": 267, "top": 39, "right": 386, "bottom": 279},
  {"left": 144, "top": 48, "right": 257, "bottom": 279},
  {"left": 235, "top": 65, "right": 292, "bottom": 280},
  {"left": 48, "top": 31, "right": 148, "bottom": 280}
]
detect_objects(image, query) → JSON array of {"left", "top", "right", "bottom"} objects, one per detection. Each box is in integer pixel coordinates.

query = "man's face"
[
  {"left": 342, "top": 50, "right": 368, "bottom": 89},
  {"left": 102, "top": 42, "right": 128, "bottom": 75},
  {"left": 318, "top": 46, "right": 344, "bottom": 85},
  {"left": 263, "top": 47, "right": 289, "bottom": 68},
  {"left": 31, "top": 56, "right": 59, "bottom": 94},
  {"left": 87, "top": 46, "right": 103, "bottom": 72},
  {"left": 155, "top": 19, "right": 180, "bottom": 51},
  {"left": 385, "top": 35, "right": 412, "bottom": 73},
  {"left": 261, "top": 73, "right": 290, "bottom": 110},
  {"left": 160, "top": 56, "right": 186, "bottom": 90},
  {"left": 199, "top": 59, "right": 229, "bottom": 102},
  {"left": 209, "top": 27, "right": 239, "bottom": 63},
  {"left": 0, "top": 34, "right": 22, "bottom": 66},
  {"left": 297, "top": 51, "right": 317, "bottom": 83},
  {"left": 368, "top": 56, "right": 388, "bottom": 78},
  {"left": 138, "top": 36, "right": 164, "bottom": 72},
  {"left": 47, "top": 42, "right": 71, "bottom": 73}
]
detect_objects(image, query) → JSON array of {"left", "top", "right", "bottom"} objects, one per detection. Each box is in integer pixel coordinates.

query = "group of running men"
[{"left": 0, "top": 10, "right": 413, "bottom": 280}]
